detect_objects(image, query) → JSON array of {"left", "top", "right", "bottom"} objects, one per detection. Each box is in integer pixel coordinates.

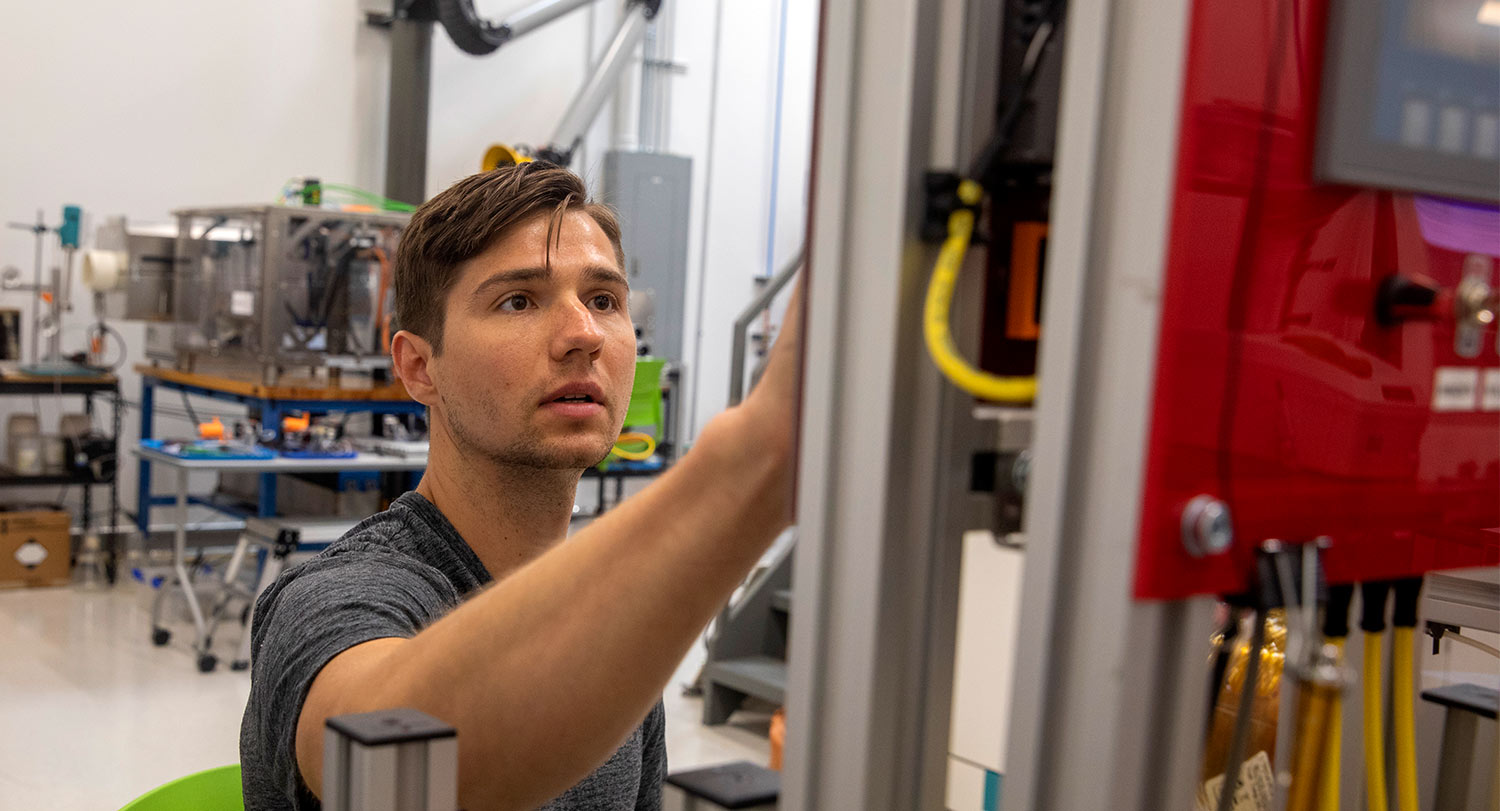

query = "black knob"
[{"left": 1375, "top": 274, "right": 1440, "bottom": 327}]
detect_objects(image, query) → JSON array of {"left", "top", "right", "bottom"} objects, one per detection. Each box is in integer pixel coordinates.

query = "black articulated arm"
[{"left": 436, "top": 0, "right": 511, "bottom": 55}]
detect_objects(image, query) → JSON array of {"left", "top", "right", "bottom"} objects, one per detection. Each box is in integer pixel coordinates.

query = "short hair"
[{"left": 393, "top": 162, "right": 624, "bottom": 353}]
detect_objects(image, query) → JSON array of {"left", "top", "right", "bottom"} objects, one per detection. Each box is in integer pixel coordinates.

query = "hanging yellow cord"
[
  {"left": 611, "top": 432, "right": 657, "bottom": 461},
  {"left": 1362, "top": 633, "right": 1388, "bottom": 811},
  {"left": 1391, "top": 627, "right": 1419, "bottom": 811},
  {"left": 1317, "top": 637, "right": 1346, "bottom": 811},
  {"left": 923, "top": 180, "right": 1039, "bottom": 403}
]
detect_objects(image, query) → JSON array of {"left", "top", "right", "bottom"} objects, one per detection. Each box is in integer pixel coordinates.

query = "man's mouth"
[{"left": 540, "top": 383, "right": 608, "bottom": 418}]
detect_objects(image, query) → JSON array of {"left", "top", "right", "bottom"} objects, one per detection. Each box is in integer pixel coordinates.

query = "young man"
[{"left": 240, "top": 162, "right": 801, "bottom": 810}]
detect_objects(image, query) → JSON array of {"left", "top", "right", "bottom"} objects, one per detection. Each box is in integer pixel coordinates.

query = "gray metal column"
[
  {"left": 779, "top": 0, "right": 979, "bottom": 807},
  {"left": 323, "top": 708, "right": 458, "bottom": 811},
  {"left": 1001, "top": 0, "right": 1214, "bottom": 809},
  {"left": 386, "top": 13, "right": 434, "bottom": 206}
]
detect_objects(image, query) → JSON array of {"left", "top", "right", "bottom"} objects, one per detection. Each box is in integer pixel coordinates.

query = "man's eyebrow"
[
  {"left": 582, "top": 265, "right": 630, "bottom": 290},
  {"left": 470, "top": 265, "right": 630, "bottom": 300},
  {"left": 472, "top": 267, "right": 550, "bottom": 300}
]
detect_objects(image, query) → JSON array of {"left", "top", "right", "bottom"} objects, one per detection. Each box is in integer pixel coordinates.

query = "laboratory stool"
[{"left": 664, "top": 761, "right": 779, "bottom": 810}]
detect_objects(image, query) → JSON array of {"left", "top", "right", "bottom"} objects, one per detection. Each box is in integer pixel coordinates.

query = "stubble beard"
[{"left": 439, "top": 390, "right": 615, "bottom": 470}]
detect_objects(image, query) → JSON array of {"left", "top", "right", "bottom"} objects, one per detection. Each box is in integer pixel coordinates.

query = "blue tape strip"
[{"left": 983, "top": 770, "right": 1002, "bottom": 811}]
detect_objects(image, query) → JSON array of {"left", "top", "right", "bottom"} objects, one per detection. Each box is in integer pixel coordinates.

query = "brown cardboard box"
[{"left": 0, "top": 509, "right": 71, "bottom": 588}]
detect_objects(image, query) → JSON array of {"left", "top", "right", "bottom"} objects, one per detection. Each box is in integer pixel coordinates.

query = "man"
[{"left": 240, "top": 162, "right": 801, "bottom": 810}]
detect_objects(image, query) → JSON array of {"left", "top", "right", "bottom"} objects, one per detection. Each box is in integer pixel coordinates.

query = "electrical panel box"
[{"left": 1134, "top": 0, "right": 1499, "bottom": 599}]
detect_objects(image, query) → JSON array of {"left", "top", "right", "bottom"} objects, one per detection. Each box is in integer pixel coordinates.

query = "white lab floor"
[{"left": 0, "top": 580, "right": 771, "bottom": 810}]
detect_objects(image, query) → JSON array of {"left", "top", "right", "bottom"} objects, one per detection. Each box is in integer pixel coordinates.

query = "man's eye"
[
  {"left": 591, "top": 294, "right": 616, "bottom": 311},
  {"left": 501, "top": 294, "right": 531, "bottom": 312}
]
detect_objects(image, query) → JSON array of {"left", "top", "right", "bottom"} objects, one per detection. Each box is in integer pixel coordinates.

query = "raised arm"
[{"left": 295, "top": 283, "right": 804, "bottom": 809}]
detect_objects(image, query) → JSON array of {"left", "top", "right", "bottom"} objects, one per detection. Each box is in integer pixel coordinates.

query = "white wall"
[
  {"left": 0, "top": 0, "right": 818, "bottom": 521},
  {"left": 683, "top": 0, "right": 818, "bottom": 437},
  {"left": 0, "top": 0, "right": 395, "bottom": 519}
]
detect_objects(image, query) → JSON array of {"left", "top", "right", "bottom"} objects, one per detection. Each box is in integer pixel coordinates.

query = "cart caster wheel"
[
  {"left": 197, "top": 653, "right": 218, "bottom": 673},
  {"left": 231, "top": 660, "right": 250, "bottom": 672},
  {"left": 151, "top": 628, "right": 171, "bottom": 646}
]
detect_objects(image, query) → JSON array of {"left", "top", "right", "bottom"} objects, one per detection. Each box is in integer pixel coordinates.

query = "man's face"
[{"left": 424, "top": 210, "right": 636, "bottom": 469}]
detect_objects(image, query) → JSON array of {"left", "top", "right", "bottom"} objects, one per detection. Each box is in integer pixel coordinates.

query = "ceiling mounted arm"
[
  {"left": 436, "top": 0, "right": 652, "bottom": 56},
  {"left": 537, "top": 0, "right": 657, "bottom": 165}
]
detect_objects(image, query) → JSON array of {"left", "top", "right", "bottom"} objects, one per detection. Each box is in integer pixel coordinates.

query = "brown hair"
[{"left": 393, "top": 162, "right": 624, "bottom": 352}]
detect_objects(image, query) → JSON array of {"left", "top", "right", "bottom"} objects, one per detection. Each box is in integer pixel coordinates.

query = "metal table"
[
  {"left": 132, "top": 446, "right": 427, "bottom": 672},
  {"left": 134, "top": 364, "right": 426, "bottom": 531}
]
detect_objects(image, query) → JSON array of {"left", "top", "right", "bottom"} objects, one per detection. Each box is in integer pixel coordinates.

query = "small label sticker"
[
  {"left": 1483, "top": 369, "right": 1500, "bottom": 412},
  {"left": 1432, "top": 367, "right": 1480, "bottom": 412},
  {"left": 14, "top": 540, "right": 47, "bottom": 568},
  {"left": 1197, "top": 750, "right": 1274, "bottom": 811},
  {"left": 229, "top": 290, "right": 255, "bottom": 317}
]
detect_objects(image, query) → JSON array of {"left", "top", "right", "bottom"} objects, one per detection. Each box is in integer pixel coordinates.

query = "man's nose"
[{"left": 551, "top": 297, "right": 605, "bottom": 360}]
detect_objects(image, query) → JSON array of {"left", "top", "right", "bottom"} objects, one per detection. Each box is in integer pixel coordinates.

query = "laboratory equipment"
[{"left": 148, "top": 205, "right": 406, "bottom": 384}]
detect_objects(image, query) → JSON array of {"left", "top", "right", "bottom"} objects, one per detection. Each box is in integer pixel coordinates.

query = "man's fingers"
[{"left": 757, "top": 274, "right": 805, "bottom": 397}]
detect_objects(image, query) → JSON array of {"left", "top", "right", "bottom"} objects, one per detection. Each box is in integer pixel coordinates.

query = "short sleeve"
[
  {"left": 635, "top": 701, "right": 667, "bottom": 811},
  {"left": 239, "top": 545, "right": 460, "bottom": 810}
]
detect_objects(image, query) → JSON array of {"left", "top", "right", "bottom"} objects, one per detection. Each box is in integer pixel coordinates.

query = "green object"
[
  {"left": 300, "top": 178, "right": 322, "bottom": 207},
  {"left": 598, "top": 357, "right": 667, "bottom": 472},
  {"left": 119, "top": 764, "right": 243, "bottom": 811},
  {"left": 623, "top": 357, "right": 666, "bottom": 434}
]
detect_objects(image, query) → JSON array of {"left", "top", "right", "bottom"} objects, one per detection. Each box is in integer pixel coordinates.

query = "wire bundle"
[{"left": 276, "top": 180, "right": 416, "bottom": 213}]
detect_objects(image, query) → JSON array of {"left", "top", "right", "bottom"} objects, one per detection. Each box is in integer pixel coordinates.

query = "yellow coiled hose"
[
  {"left": 923, "top": 180, "right": 1039, "bottom": 404},
  {"left": 611, "top": 432, "right": 657, "bottom": 461}
]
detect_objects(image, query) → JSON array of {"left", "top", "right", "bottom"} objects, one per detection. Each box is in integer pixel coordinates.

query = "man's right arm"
[{"left": 295, "top": 286, "right": 803, "bottom": 810}]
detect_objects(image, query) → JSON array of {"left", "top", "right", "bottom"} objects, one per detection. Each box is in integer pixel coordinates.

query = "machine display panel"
[{"left": 1318, "top": 0, "right": 1500, "bottom": 201}]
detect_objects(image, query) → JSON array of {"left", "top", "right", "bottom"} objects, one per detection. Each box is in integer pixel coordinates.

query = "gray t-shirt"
[{"left": 240, "top": 491, "right": 667, "bottom": 810}]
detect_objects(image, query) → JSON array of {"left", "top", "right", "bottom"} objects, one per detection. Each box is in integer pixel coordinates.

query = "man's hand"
[{"left": 713, "top": 276, "right": 804, "bottom": 523}]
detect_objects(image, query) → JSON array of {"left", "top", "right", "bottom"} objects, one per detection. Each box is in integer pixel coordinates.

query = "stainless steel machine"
[{"left": 89, "top": 205, "right": 408, "bottom": 383}]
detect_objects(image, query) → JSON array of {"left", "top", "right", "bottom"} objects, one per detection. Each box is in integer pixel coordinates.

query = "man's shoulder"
[{"left": 309, "top": 496, "right": 440, "bottom": 564}]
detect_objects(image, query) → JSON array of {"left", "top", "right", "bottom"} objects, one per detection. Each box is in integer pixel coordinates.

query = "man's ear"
[{"left": 391, "top": 330, "right": 439, "bottom": 407}]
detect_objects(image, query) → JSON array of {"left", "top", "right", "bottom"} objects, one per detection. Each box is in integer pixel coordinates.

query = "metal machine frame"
[
  {"left": 782, "top": 0, "right": 1215, "bottom": 808},
  {"left": 159, "top": 205, "right": 408, "bottom": 384},
  {"left": 781, "top": 0, "right": 1003, "bottom": 806}
]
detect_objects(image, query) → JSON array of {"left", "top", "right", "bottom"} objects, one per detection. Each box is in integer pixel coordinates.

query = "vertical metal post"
[
  {"left": 259, "top": 401, "right": 280, "bottom": 518},
  {"left": 29, "top": 210, "right": 43, "bottom": 365},
  {"left": 136, "top": 377, "right": 155, "bottom": 534},
  {"left": 323, "top": 708, "right": 459, "bottom": 811},
  {"left": 1000, "top": 1, "right": 1212, "bottom": 810},
  {"left": 386, "top": 13, "right": 434, "bottom": 205},
  {"left": 83, "top": 392, "right": 94, "bottom": 541},
  {"left": 108, "top": 386, "right": 122, "bottom": 581},
  {"left": 780, "top": 0, "right": 973, "bottom": 807}
]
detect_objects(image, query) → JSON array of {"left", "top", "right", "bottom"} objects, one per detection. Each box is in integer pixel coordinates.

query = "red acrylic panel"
[{"left": 1134, "top": 0, "right": 1500, "bottom": 600}]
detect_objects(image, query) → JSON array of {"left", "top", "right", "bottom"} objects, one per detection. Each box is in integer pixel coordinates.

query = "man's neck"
[{"left": 416, "top": 425, "right": 581, "bottom": 582}]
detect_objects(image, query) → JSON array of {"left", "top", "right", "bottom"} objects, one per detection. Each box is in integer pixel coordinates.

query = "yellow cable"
[
  {"left": 1318, "top": 637, "right": 1346, "bottom": 811},
  {"left": 1289, "top": 678, "right": 1335, "bottom": 811},
  {"left": 1363, "top": 633, "right": 1388, "bottom": 811},
  {"left": 923, "top": 180, "right": 1039, "bottom": 404},
  {"left": 611, "top": 432, "right": 657, "bottom": 461},
  {"left": 1391, "top": 627, "right": 1418, "bottom": 811}
]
